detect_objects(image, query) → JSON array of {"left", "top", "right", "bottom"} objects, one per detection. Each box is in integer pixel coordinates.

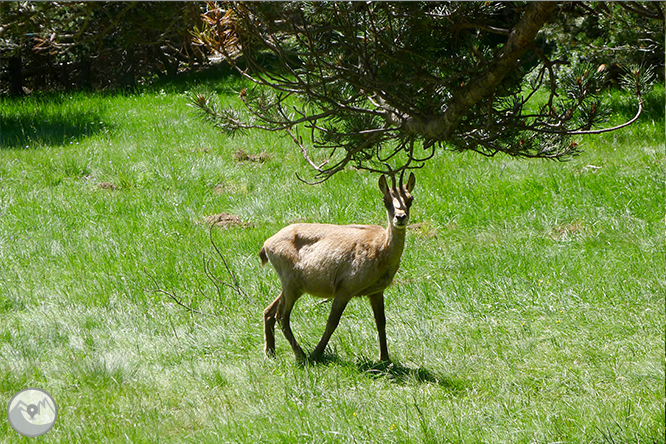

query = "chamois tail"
[{"left": 259, "top": 247, "right": 269, "bottom": 267}]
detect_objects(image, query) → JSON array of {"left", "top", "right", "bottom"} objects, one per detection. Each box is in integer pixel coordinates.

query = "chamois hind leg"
[
  {"left": 369, "top": 293, "right": 390, "bottom": 362},
  {"left": 311, "top": 293, "right": 352, "bottom": 361},
  {"left": 263, "top": 293, "right": 282, "bottom": 358},
  {"left": 277, "top": 289, "right": 306, "bottom": 361}
]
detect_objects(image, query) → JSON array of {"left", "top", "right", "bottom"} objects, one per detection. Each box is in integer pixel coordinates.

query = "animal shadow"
[
  {"left": 356, "top": 358, "right": 462, "bottom": 389},
  {"left": 308, "top": 352, "right": 465, "bottom": 391}
]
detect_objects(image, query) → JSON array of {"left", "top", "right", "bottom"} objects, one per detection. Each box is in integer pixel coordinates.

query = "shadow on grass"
[
  {"left": 1, "top": 93, "right": 111, "bottom": 149},
  {"left": 307, "top": 353, "right": 466, "bottom": 392},
  {"left": 1, "top": 112, "right": 108, "bottom": 149},
  {"left": 610, "top": 85, "right": 665, "bottom": 122},
  {"left": 356, "top": 358, "right": 466, "bottom": 391},
  {"left": 144, "top": 62, "right": 243, "bottom": 95},
  {"left": 142, "top": 54, "right": 284, "bottom": 95}
]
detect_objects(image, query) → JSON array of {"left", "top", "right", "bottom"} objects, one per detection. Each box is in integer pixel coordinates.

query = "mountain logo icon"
[{"left": 7, "top": 388, "right": 58, "bottom": 437}]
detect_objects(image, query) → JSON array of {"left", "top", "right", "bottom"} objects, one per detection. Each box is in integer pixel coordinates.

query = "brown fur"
[{"left": 260, "top": 173, "right": 416, "bottom": 362}]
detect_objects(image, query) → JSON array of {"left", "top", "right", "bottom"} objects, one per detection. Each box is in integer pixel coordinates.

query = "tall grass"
[{"left": 0, "top": 70, "right": 663, "bottom": 443}]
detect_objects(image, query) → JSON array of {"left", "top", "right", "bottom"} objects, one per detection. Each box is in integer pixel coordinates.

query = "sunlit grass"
[{"left": 0, "top": 76, "right": 663, "bottom": 443}]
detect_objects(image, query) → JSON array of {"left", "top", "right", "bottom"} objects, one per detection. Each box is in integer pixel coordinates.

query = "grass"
[{"left": 0, "top": 68, "right": 664, "bottom": 443}]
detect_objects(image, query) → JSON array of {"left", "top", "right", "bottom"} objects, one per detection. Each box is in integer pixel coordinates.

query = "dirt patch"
[
  {"left": 233, "top": 149, "right": 269, "bottom": 163},
  {"left": 204, "top": 212, "right": 251, "bottom": 228},
  {"left": 97, "top": 181, "right": 119, "bottom": 190},
  {"left": 211, "top": 182, "right": 248, "bottom": 196},
  {"left": 212, "top": 184, "right": 229, "bottom": 195}
]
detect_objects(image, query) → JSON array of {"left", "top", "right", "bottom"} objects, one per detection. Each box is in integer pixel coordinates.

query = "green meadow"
[{"left": 0, "top": 69, "right": 664, "bottom": 443}]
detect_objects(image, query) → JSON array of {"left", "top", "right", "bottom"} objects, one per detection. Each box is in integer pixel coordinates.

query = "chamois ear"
[
  {"left": 378, "top": 175, "right": 390, "bottom": 195},
  {"left": 405, "top": 172, "right": 416, "bottom": 192}
]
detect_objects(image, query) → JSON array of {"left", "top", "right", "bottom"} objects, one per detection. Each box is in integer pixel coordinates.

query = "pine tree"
[{"left": 191, "top": 2, "right": 659, "bottom": 182}]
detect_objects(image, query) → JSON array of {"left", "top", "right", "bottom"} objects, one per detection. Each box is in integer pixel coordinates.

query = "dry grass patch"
[
  {"left": 408, "top": 221, "right": 440, "bottom": 239},
  {"left": 547, "top": 220, "right": 590, "bottom": 241},
  {"left": 97, "top": 181, "right": 119, "bottom": 190},
  {"left": 233, "top": 149, "right": 270, "bottom": 163},
  {"left": 204, "top": 212, "right": 251, "bottom": 228}
]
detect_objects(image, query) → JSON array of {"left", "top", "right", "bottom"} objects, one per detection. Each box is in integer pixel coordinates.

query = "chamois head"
[{"left": 378, "top": 172, "right": 416, "bottom": 230}]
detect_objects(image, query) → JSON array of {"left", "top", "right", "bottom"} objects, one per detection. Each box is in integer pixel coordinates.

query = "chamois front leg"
[
  {"left": 310, "top": 293, "right": 352, "bottom": 361},
  {"left": 369, "top": 293, "right": 390, "bottom": 362}
]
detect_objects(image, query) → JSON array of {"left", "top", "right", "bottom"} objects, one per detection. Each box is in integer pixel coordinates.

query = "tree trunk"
[{"left": 7, "top": 55, "right": 24, "bottom": 96}]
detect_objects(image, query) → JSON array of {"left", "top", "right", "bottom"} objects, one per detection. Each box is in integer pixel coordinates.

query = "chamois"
[{"left": 259, "top": 172, "right": 416, "bottom": 362}]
